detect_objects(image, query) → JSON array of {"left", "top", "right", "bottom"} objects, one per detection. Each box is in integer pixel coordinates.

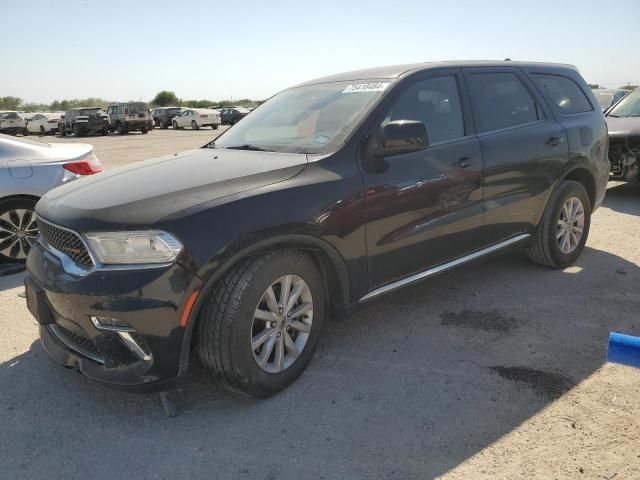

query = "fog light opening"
[{"left": 90, "top": 315, "right": 134, "bottom": 332}]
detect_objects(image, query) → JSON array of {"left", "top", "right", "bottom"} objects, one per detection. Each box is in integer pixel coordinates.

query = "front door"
[{"left": 362, "top": 71, "right": 484, "bottom": 289}]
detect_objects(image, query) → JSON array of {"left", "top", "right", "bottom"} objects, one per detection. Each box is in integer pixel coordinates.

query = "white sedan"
[
  {"left": 26, "top": 113, "right": 62, "bottom": 135},
  {"left": 172, "top": 108, "right": 221, "bottom": 130}
]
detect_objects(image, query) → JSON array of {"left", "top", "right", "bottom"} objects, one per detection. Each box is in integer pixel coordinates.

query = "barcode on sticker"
[{"left": 342, "top": 82, "right": 390, "bottom": 93}]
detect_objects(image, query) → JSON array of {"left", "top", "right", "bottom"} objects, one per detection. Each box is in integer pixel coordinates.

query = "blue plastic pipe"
[{"left": 608, "top": 332, "right": 640, "bottom": 369}]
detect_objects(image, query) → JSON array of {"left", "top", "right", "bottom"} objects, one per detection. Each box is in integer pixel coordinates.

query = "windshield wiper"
[{"left": 224, "top": 144, "right": 275, "bottom": 152}]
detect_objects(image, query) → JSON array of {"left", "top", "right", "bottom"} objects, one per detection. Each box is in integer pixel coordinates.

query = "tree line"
[{"left": 0, "top": 91, "right": 263, "bottom": 112}]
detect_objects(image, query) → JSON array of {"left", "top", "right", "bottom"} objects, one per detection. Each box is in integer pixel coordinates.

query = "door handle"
[
  {"left": 453, "top": 157, "right": 472, "bottom": 169},
  {"left": 545, "top": 136, "right": 564, "bottom": 147}
]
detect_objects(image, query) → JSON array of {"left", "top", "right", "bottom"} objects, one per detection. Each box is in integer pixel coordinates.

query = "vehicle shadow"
[
  {"left": 1, "top": 243, "right": 638, "bottom": 479},
  {"left": 602, "top": 181, "right": 640, "bottom": 215}
]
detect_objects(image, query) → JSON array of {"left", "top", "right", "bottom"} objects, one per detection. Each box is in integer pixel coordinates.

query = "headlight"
[{"left": 85, "top": 231, "right": 183, "bottom": 265}]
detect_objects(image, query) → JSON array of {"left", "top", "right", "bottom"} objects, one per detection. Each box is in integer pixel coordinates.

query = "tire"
[
  {"left": 74, "top": 125, "right": 83, "bottom": 137},
  {"left": 101, "top": 127, "right": 108, "bottom": 136},
  {"left": 172, "top": 121, "right": 179, "bottom": 130},
  {"left": 22, "top": 128, "right": 29, "bottom": 136},
  {"left": 159, "top": 119, "right": 166, "bottom": 129},
  {"left": 232, "top": 117, "right": 238, "bottom": 124},
  {"left": 117, "top": 124, "right": 126, "bottom": 135},
  {"left": 40, "top": 126, "right": 46, "bottom": 136},
  {"left": 0, "top": 197, "right": 39, "bottom": 263},
  {"left": 526, "top": 180, "right": 591, "bottom": 268},
  {"left": 197, "top": 250, "right": 326, "bottom": 397},
  {"left": 212, "top": 125, "right": 218, "bottom": 130},
  {"left": 191, "top": 120, "right": 199, "bottom": 130},
  {"left": 141, "top": 127, "right": 148, "bottom": 134},
  {"left": 59, "top": 127, "right": 66, "bottom": 137}
]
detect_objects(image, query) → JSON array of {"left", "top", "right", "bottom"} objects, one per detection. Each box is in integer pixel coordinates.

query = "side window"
[
  {"left": 383, "top": 75, "right": 464, "bottom": 144},
  {"left": 531, "top": 74, "right": 592, "bottom": 114},
  {"left": 466, "top": 72, "right": 540, "bottom": 133}
]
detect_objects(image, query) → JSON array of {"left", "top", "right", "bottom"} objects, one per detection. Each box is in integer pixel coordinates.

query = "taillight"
[
  {"left": 48, "top": 119, "right": 58, "bottom": 123},
  {"left": 200, "top": 114, "right": 208, "bottom": 118},
  {"left": 63, "top": 152, "right": 103, "bottom": 176}
]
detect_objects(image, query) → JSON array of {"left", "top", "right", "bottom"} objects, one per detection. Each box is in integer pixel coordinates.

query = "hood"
[
  {"left": 606, "top": 116, "right": 640, "bottom": 138},
  {"left": 36, "top": 148, "right": 307, "bottom": 230}
]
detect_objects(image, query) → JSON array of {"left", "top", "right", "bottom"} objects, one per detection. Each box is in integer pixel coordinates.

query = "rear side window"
[
  {"left": 466, "top": 73, "right": 540, "bottom": 133},
  {"left": 532, "top": 74, "right": 592, "bottom": 114}
]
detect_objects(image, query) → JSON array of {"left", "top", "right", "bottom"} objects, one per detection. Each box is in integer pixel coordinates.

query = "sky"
[{"left": 2, "top": 0, "right": 639, "bottom": 104}]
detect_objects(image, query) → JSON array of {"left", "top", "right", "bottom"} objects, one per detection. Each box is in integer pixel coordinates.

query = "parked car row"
[{"left": 1, "top": 103, "right": 253, "bottom": 138}]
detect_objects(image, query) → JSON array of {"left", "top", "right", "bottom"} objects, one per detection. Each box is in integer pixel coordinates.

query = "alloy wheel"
[
  {"left": 251, "top": 274, "right": 313, "bottom": 373},
  {"left": 557, "top": 196, "right": 584, "bottom": 254},
  {"left": 0, "top": 209, "right": 38, "bottom": 260}
]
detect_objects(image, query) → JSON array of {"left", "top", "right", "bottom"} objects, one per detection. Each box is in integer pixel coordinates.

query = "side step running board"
[{"left": 359, "top": 234, "right": 530, "bottom": 302}]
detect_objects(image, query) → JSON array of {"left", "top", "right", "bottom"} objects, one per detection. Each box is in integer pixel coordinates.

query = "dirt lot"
[{"left": 0, "top": 131, "right": 639, "bottom": 479}]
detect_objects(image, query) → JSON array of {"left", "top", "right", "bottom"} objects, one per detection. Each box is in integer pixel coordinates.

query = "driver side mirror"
[{"left": 376, "top": 120, "right": 430, "bottom": 157}]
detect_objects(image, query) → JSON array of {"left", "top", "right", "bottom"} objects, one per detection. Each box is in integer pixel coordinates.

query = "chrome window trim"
[{"left": 359, "top": 234, "right": 531, "bottom": 302}]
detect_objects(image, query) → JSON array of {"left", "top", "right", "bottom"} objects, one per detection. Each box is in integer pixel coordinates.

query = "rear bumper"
[{"left": 26, "top": 243, "right": 202, "bottom": 392}]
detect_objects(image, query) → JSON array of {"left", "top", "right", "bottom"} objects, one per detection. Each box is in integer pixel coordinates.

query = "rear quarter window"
[{"left": 532, "top": 74, "right": 593, "bottom": 114}]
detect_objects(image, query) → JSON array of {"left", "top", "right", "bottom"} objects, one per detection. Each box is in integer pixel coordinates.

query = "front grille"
[
  {"left": 52, "top": 324, "right": 104, "bottom": 363},
  {"left": 38, "top": 219, "right": 94, "bottom": 269}
]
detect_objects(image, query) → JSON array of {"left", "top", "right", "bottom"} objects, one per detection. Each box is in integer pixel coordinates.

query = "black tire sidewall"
[
  {"left": 544, "top": 181, "right": 591, "bottom": 267},
  {"left": 228, "top": 253, "right": 326, "bottom": 397}
]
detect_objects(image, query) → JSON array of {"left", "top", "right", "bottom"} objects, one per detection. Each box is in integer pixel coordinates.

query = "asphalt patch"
[
  {"left": 490, "top": 366, "right": 572, "bottom": 398},
  {"left": 440, "top": 309, "right": 519, "bottom": 333}
]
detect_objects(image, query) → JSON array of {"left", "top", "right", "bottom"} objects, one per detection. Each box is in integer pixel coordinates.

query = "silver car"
[{"left": 0, "top": 134, "right": 103, "bottom": 262}]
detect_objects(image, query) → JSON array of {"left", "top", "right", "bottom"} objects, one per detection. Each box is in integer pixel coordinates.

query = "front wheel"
[
  {"left": 212, "top": 124, "right": 218, "bottom": 130},
  {"left": 172, "top": 121, "right": 179, "bottom": 129},
  {"left": 191, "top": 120, "right": 199, "bottom": 130},
  {"left": 40, "top": 126, "right": 46, "bottom": 135},
  {"left": 527, "top": 180, "right": 591, "bottom": 268},
  {"left": 141, "top": 127, "right": 148, "bottom": 134},
  {"left": 197, "top": 251, "right": 326, "bottom": 397},
  {"left": 0, "top": 197, "right": 39, "bottom": 263}
]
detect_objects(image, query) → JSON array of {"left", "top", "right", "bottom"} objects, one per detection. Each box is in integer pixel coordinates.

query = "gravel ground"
[{"left": 0, "top": 131, "right": 638, "bottom": 479}]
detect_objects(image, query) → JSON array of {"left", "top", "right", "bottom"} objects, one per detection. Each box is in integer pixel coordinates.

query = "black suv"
[
  {"left": 26, "top": 61, "right": 608, "bottom": 397},
  {"left": 152, "top": 107, "right": 182, "bottom": 129},
  {"left": 59, "top": 107, "right": 110, "bottom": 137}
]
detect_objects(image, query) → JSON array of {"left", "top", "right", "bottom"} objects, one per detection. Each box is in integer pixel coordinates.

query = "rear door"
[{"left": 463, "top": 67, "right": 568, "bottom": 243}]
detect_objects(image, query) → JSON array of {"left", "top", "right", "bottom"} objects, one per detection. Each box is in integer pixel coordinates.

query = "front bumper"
[{"left": 26, "top": 243, "right": 201, "bottom": 392}]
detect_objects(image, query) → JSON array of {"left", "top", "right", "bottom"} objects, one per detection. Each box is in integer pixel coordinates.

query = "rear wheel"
[
  {"left": 527, "top": 180, "right": 591, "bottom": 268},
  {"left": 232, "top": 117, "right": 238, "bottom": 124},
  {"left": 0, "top": 198, "right": 39, "bottom": 263},
  {"left": 159, "top": 119, "right": 166, "bottom": 129},
  {"left": 141, "top": 127, "right": 148, "bottom": 134},
  {"left": 22, "top": 128, "right": 29, "bottom": 136},
  {"left": 74, "top": 125, "right": 83, "bottom": 137},
  {"left": 59, "top": 126, "right": 66, "bottom": 137},
  {"left": 197, "top": 250, "right": 326, "bottom": 397},
  {"left": 117, "top": 124, "right": 126, "bottom": 135},
  {"left": 212, "top": 125, "right": 218, "bottom": 130},
  {"left": 101, "top": 127, "right": 109, "bottom": 136}
]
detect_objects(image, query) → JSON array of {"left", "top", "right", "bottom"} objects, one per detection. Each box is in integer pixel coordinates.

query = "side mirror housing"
[{"left": 377, "top": 120, "right": 429, "bottom": 157}]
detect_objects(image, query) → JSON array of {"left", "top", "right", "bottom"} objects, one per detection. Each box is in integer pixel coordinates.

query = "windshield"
[
  {"left": 608, "top": 89, "right": 640, "bottom": 117},
  {"left": 128, "top": 103, "right": 147, "bottom": 114},
  {"left": 211, "top": 80, "right": 391, "bottom": 154},
  {"left": 167, "top": 107, "right": 181, "bottom": 114},
  {"left": 80, "top": 108, "right": 101, "bottom": 116},
  {"left": 594, "top": 91, "right": 614, "bottom": 108}
]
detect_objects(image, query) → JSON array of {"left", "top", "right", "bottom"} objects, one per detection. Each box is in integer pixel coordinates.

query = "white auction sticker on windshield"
[{"left": 342, "top": 82, "right": 390, "bottom": 93}]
